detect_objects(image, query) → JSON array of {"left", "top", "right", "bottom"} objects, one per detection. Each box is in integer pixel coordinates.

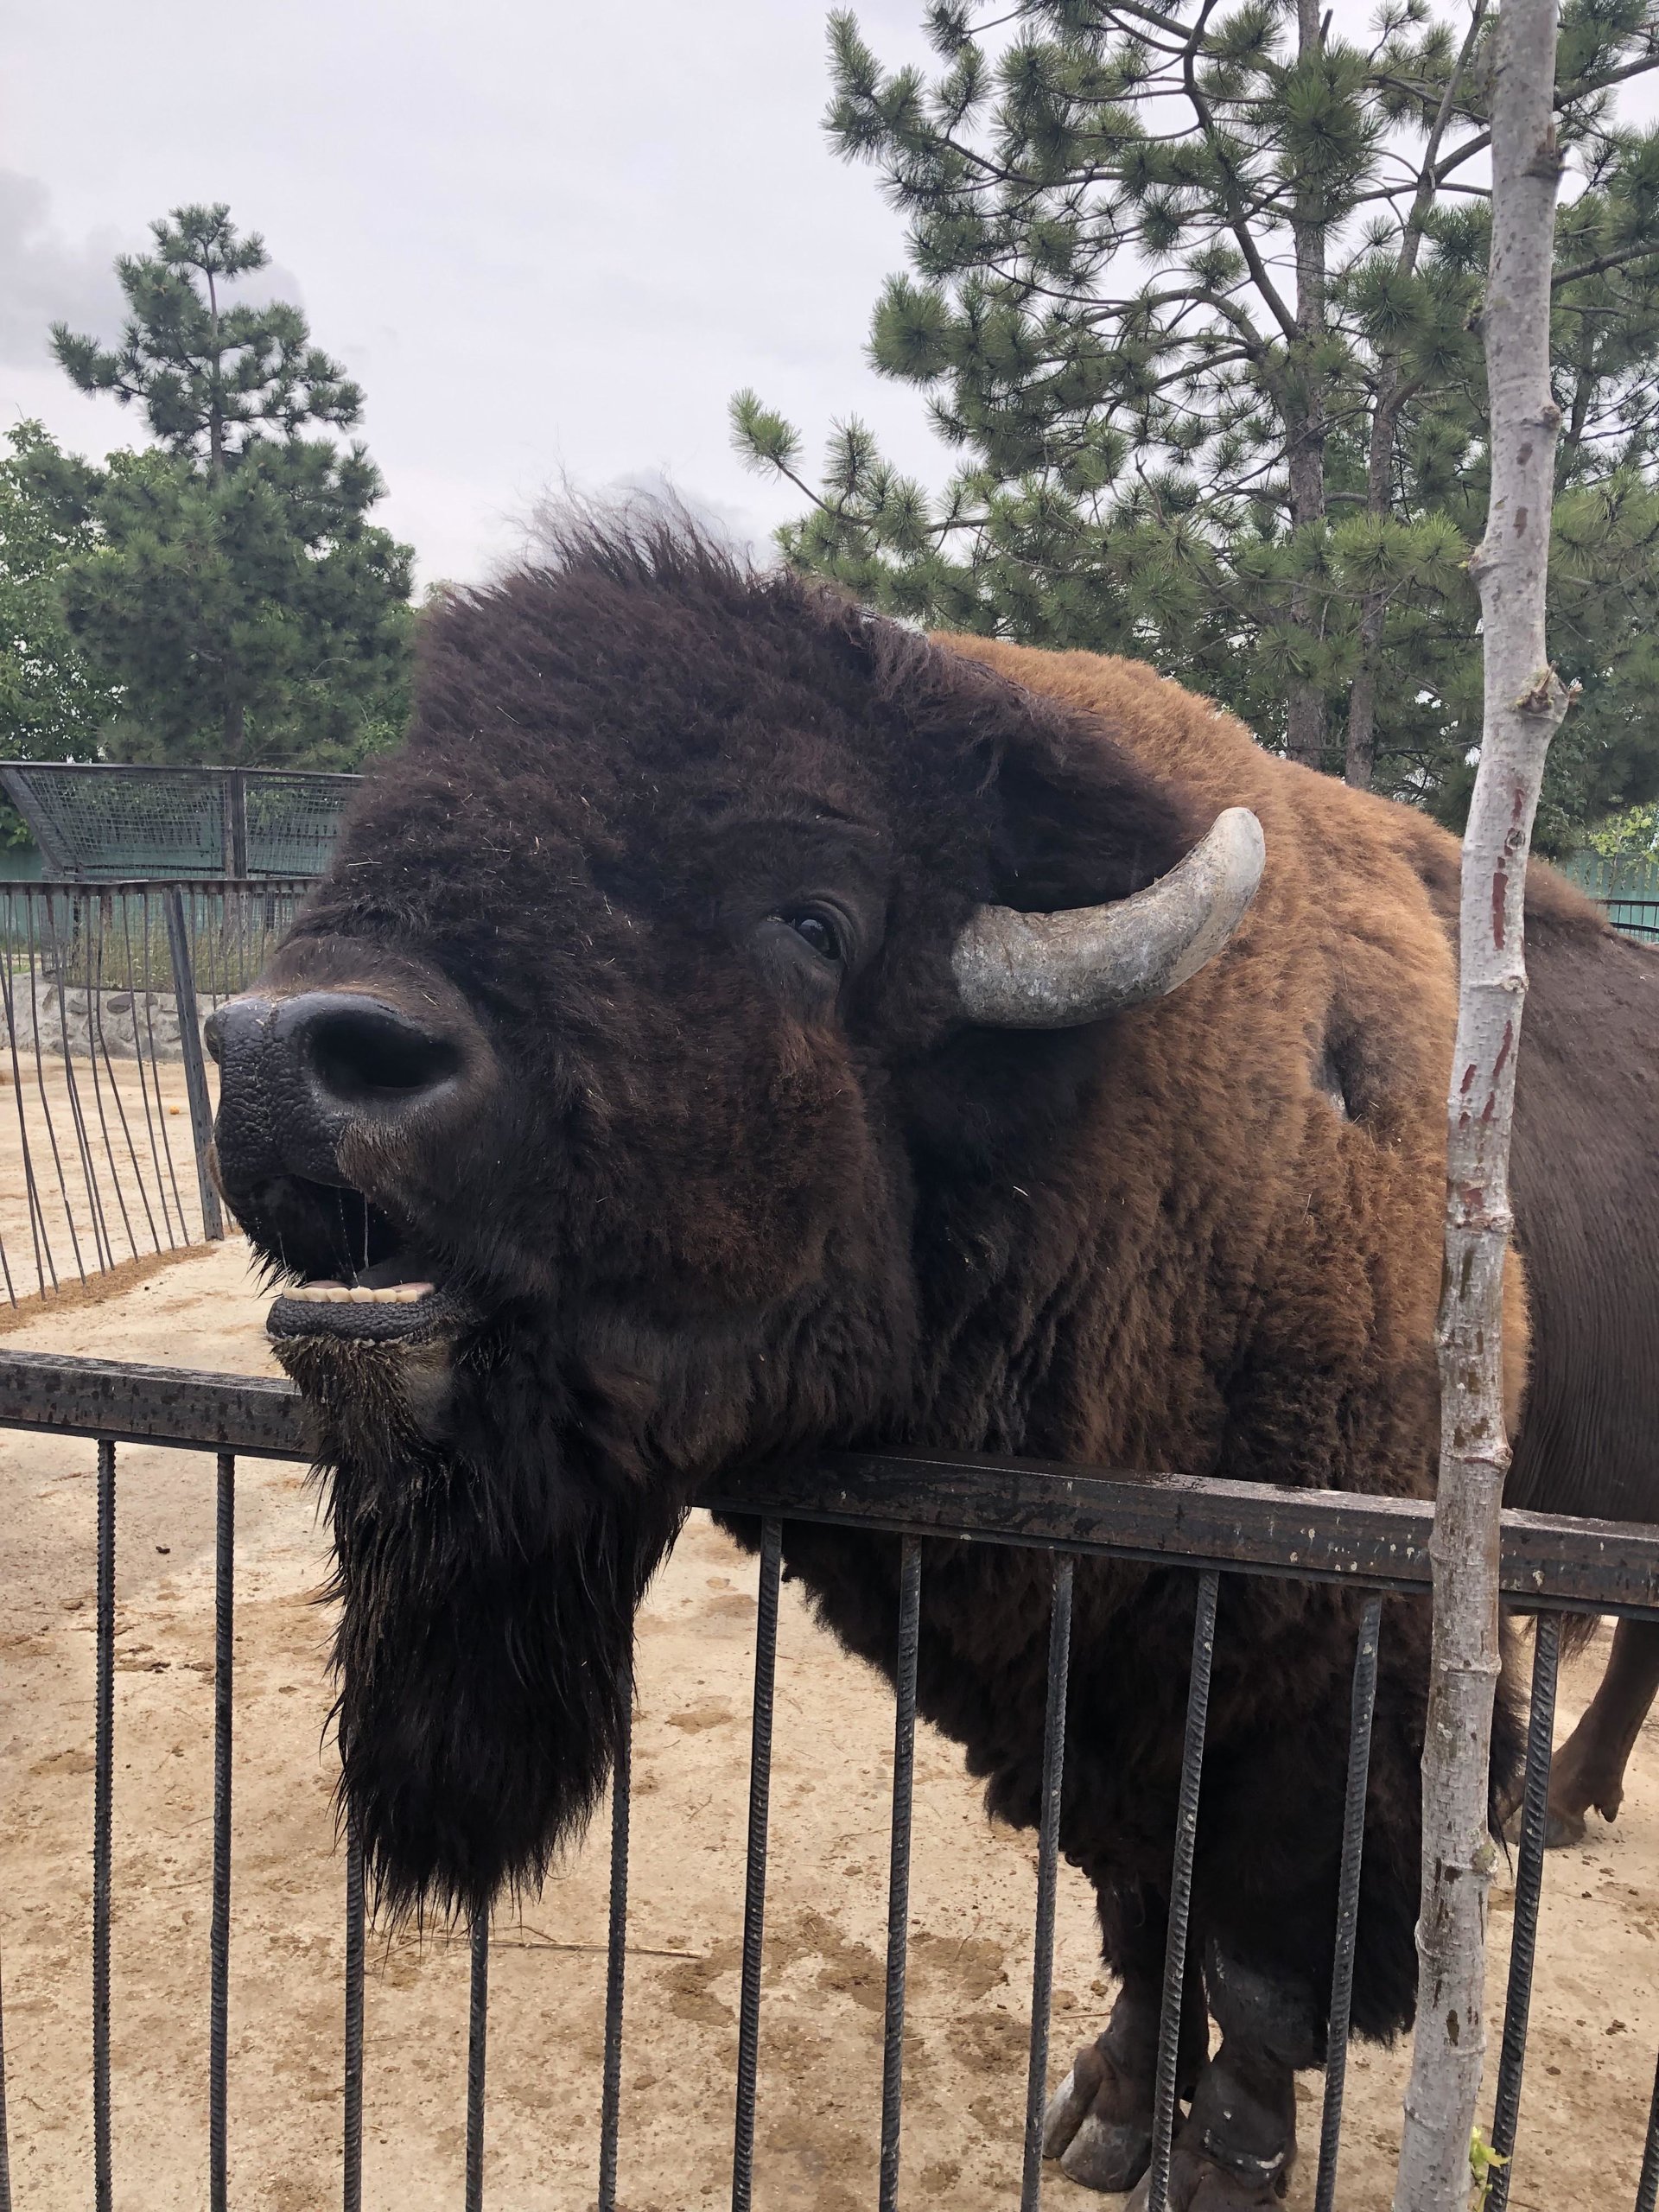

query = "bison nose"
[
  {"left": 211, "top": 989, "right": 467, "bottom": 1188},
  {"left": 281, "top": 994, "right": 463, "bottom": 1115}
]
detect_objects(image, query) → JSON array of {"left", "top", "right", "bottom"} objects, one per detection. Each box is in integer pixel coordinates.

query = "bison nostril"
[{"left": 302, "top": 1003, "right": 462, "bottom": 1111}]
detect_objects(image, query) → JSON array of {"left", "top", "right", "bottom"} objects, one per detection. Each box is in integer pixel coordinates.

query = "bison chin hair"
[{"left": 280, "top": 1331, "right": 687, "bottom": 1925}]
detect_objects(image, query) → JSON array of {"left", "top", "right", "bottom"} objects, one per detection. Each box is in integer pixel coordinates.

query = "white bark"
[{"left": 1391, "top": 3, "right": 1572, "bottom": 2207}]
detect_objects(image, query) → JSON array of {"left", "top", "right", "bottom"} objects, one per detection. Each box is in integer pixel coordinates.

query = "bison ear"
[{"left": 983, "top": 707, "right": 1202, "bottom": 913}]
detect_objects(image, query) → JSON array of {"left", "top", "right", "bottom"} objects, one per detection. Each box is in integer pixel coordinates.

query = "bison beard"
[{"left": 277, "top": 1329, "right": 686, "bottom": 1923}]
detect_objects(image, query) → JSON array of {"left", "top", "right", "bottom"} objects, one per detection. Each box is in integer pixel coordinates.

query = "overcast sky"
[
  {"left": 2, "top": 0, "right": 957, "bottom": 586},
  {"left": 6, "top": 3, "right": 1655, "bottom": 593}
]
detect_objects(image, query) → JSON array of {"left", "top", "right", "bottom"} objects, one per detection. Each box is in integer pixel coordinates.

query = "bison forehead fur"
[{"left": 222, "top": 517, "right": 1536, "bottom": 2046}]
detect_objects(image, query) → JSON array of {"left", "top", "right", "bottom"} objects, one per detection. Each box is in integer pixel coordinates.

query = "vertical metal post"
[
  {"left": 342, "top": 1816, "right": 365, "bottom": 2212},
  {"left": 93, "top": 1436, "right": 116, "bottom": 2212},
  {"left": 1147, "top": 1570, "right": 1220, "bottom": 2212},
  {"left": 41, "top": 886, "right": 112, "bottom": 1273},
  {"left": 731, "top": 1519, "right": 783, "bottom": 2212},
  {"left": 209, "top": 1452, "right": 235, "bottom": 2212},
  {"left": 228, "top": 771, "right": 249, "bottom": 881},
  {"left": 22, "top": 886, "right": 85, "bottom": 1282},
  {"left": 164, "top": 887, "right": 224, "bottom": 1240},
  {"left": 465, "top": 1912, "right": 489, "bottom": 2212},
  {"left": 0, "top": 1937, "right": 13, "bottom": 2212},
  {"left": 1637, "top": 2047, "right": 1659, "bottom": 2212},
  {"left": 879, "top": 1539, "right": 923, "bottom": 2212},
  {"left": 1313, "top": 1593, "right": 1383, "bottom": 2212},
  {"left": 1020, "top": 1554, "right": 1075, "bottom": 2212},
  {"left": 1486, "top": 1613, "right": 1561, "bottom": 2212},
  {"left": 598, "top": 1676, "right": 632, "bottom": 2212}
]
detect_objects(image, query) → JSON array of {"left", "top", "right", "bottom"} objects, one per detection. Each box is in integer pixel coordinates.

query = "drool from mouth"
[{"left": 264, "top": 1180, "right": 452, "bottom": 1344}]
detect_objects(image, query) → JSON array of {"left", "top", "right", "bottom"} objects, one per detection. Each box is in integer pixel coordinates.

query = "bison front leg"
[
  {"left": 1544, "top": 1618, "right": 1659, "bottom": 1847},
  {"left": 1043, "top": 1884, "right": 1206, "bottom": 2194},
  {"left": 1124, "top": 1944, "right": 1319, "bottom": 2211}
]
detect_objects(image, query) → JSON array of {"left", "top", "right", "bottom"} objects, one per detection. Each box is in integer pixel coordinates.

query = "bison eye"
[{"left": 782, "top": 908, "right": 844, "bottom": 964}]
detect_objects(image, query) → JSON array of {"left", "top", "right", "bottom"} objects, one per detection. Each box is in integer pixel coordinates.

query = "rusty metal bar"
[
  {"left": 40, "top": 890, "right": 114, "bottom": 1273},
  {"left": 1020, "top": 1553, "right": 1075, "bottom": 2212},
  {"left": 879, "top": 1538, "right": 922, "bottom": 2212},
  {"left": 465, "top": 1913, "right": 489, "bottom": 2212},
  {"left": 93, "top": 1436, "right": 115, "bottom": 2212},
  {"left": 0, "top": 912, "right": 55, "bottom": 1296},
  {"left": 708, "top": 1453, "right": 1659, "bottom": 1618},
  {"left": 731, "top": 1519, "right": 782, "bottom": 2212},
  {"left": 209, "top": 1452, "right": 235, "bottom": 2212},
  {"left": 0, "top": 1935, "right": 11, "bottom": 2212},
  {"left": 137, "top": 887, "right": 190, "bottom": 1244},
  {"left": 24, "top": 891, "right": 87, "bottom": 1284},
  {"left": 7, "top": 1353, "right": 1659, "bottom": 1617},
  {"left": 1313, "top": 1593, "right": 1383, "bottom": 2212},
  {"left": 121, "top": 888, "right": 183, "bottom": 1251},
  {"left": 597, "top": 1677, "right": 632, "bottom": 2212},
  {"left": 1147, "top": 1570, "right": 1219, "bottom": 2212},
  {"left": 164, "top": 887, "right": 222, "bottom": 1241},
  {"left": 342, "top": 1816, "right": 365, "bottom": 2212},
  {"left": 0, "top": 1351, "right": 310, "bottom": 1459},
  {"left": 1637, "top": 2047, "right": 1659, "bottom": 2212},
  {"left": 1487, "top": 1613, "right": 1562, "bottom": 2212}
]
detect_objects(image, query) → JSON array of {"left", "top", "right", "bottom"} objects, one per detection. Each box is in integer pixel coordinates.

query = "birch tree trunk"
[{"left": 1391, "top": 3, "right": 1573, "bottom": 2206}]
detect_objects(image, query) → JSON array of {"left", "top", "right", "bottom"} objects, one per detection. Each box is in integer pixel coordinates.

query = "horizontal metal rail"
[{"left": 4, "top": 1349, "right": 1658, "bottom": 1617}]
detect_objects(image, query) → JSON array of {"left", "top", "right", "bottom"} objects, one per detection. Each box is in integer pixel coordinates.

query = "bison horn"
[{"left": 951, "top": 805, "right": 1266, "bottom": 1028}]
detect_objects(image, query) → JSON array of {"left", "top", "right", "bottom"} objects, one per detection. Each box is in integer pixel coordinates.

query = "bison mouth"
[{"left": 261, "top": 1178, "right": 469, "bottom": 1347}]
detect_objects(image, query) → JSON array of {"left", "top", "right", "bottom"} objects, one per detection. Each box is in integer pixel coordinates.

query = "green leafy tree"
[
  {"left": 0, "top": 421, "right": 119, "bottom": 763},
  {"left": 734, "top": 0, "right": 1659, "bottom": 843},
  {"left": 0, "top": 421, "right": 122, "bottom": 846},
  {"left": 44, "top": 204, "right": 412, "bottom": 766}
]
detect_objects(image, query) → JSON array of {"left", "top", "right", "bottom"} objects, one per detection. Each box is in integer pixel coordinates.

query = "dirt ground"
[{"left": 0, "top": 1242, "right": 1655, "bottom": 2211}]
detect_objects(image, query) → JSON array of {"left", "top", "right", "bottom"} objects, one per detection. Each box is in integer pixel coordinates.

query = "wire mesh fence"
[
  {"left": 0, "top": 882, "right": 310, "bottom": 1306},
  {"left": 0, "top": 766, "right": 358, "bottom": 882},
  {"left": 1598, "top": 898, "right": 1659, "bottom": 943},
  {"left": 0, "top": 1351, "right": 1656, "bottom": 2210}
]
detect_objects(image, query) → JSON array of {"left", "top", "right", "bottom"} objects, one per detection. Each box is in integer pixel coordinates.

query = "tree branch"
[{"left": 1553, "top": 242, "right": 1659, "bottom": 288}]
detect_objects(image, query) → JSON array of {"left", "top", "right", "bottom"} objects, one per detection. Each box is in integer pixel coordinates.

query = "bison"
[{"left": 207, "top": 519, "right": 1659, "bottom": 2209}]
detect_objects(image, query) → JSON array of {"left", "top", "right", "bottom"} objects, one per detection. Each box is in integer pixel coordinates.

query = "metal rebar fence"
[
  {"left": 1, "top": 1347, "right": 1656, "bottom": 2209},
  {"left": 0, "top": 880, "right": 309, "bottom": 1306}
]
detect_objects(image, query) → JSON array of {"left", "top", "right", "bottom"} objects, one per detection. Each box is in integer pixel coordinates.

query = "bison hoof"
[
  {"left": 1060, "top": 2113, "right": 1154, "bottom": 2193},
  {"left": 1507, "top": 1792, "right": 1599, "bottom": 1848},
  {"left": 1544, "top": 1802, "right": 1588, "bottom": 1848},
  {"left": 1042, "top": 2053, "right": 1155, "bottom": 2194},
  {"left": 1041, "top": 2065, "right": 1090, "bottom": 2158},
  {"left": 1125, "top": 2147, "right": 1290, "bottom": 2210}
]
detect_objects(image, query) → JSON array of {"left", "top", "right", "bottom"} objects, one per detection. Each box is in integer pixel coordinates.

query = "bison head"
[{"left": 207, "top": 516, "right": 1262, "bottom": 1919}]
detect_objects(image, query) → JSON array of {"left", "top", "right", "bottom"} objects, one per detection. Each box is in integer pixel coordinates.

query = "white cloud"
[{"left": 0, "top": 172, "right": 128, "bottom": 366}]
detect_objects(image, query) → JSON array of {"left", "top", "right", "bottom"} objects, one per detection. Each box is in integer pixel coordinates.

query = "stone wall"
[{"left": 2, "top": 977, "right": 187, "bottom": 1063}]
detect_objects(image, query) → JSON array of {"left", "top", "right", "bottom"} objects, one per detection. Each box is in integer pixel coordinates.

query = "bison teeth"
[{"left": 285, "top": 1281, "right": 435, "bottom": 1305}]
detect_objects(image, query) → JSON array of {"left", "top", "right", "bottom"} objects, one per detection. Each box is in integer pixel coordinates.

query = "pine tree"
[
  {"left": 734, "top": 0, "right": 1659, "bottom": 843},
  {"left": 45, "top": 205, "right": 412, "bottom": 768}
]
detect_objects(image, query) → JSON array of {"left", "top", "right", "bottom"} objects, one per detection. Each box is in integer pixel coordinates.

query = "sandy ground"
[
  {"left": 0, "top": 1054, "right": 213, "bottom": 1305},
  {"left": 0, "top": 1242, "right": 1655, "bottom": 2211}
]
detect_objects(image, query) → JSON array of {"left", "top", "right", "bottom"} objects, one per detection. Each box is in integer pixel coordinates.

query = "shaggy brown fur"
[{"left": 208, "top": 522, "right": 1602, "bottom": 2205}]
